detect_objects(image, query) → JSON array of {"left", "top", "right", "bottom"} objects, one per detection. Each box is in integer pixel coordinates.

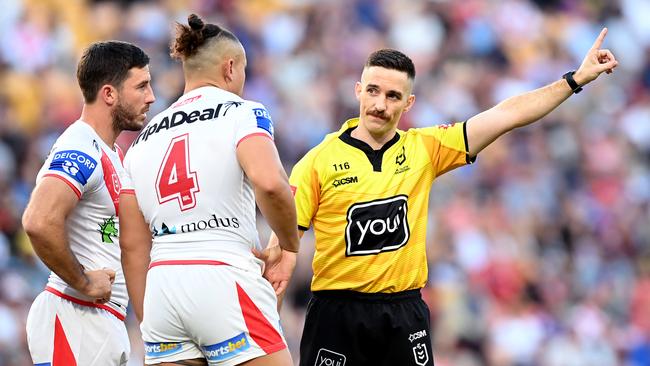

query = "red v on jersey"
[{"left": 101, "top": 149, "right": 121, "bottom": 215}]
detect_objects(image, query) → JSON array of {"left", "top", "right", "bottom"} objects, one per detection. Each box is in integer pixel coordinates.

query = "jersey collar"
[
  {"left": 77, "top": 119, "right": 118, "bottom": 153},
  {"left": 338, "top": 118, "right": 400, "bottom": 172}
]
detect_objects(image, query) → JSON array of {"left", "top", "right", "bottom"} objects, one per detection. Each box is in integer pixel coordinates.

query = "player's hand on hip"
[
  {"left": 253, "top": 241, "right": 283, "bottom": 272},
  {"left": 81, "top": 268, "right": 115, "bottom": 304},
  {"left": 254, "top": 243, "right": 297, "bottom": 305},
  {"left": 264, "top": 248, "right": 297, "bottom": 307},
  {"left": 574, "top": 27, "right": 618, "bottom": 85}
]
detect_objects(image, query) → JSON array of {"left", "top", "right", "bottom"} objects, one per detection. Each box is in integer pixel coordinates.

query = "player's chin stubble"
[{"left": 112, "top": 102, "right": 144, "bottom": 132}]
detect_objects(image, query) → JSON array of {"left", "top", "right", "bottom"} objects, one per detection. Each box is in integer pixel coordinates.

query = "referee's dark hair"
[
  {"left": 365, "top": 49, "right": 416, "bottom": 80},
  {"left": 77, "top": 41, "right": 150, "bottom": 103}
]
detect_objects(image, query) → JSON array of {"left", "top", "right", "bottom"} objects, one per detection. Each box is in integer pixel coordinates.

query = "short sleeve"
[
  {"left": 41, "top": 142, "right": 101, "bottom": 198},
  {"left": 234, "top": 101, "right": 274, "bottom": 146},
  {"left": 289, "top": 149, "right": 320, "bottom": 230},
  {"left": 414, "top": 121, "right": 474, "bottom": 177},
  {"left": 120, "top": 151, "right": 135, "bottom": 195}
]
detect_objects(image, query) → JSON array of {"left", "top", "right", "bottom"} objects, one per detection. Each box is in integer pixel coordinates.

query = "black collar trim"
[{"left": 338, "top": 127, "right": 400, "bottom": 172}]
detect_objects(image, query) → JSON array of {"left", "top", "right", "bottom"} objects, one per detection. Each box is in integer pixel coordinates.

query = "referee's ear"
[
  {"left": 403, "top": 94, "right": 416, "bottom": 113},
  {"left": 354, "top": 81, "right": 362, "bottom": 101}
]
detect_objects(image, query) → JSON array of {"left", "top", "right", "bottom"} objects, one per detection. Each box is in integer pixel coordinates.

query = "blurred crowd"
[{"left": 0, "top": 0, "right": 649, "bottom": 365}]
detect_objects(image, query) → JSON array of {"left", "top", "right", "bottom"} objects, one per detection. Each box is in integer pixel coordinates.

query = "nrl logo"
[
  {"left": 98, "top": 216, "right": 118, "bottom": 244},
  {"left": 412, "top": 343, "right": 429, "bottom": 366},
  {"left": 396, "top": 146, "right": 406, "bottom": 165}
]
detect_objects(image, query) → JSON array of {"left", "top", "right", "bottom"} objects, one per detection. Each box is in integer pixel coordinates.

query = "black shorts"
[{"left": 299, "top": 289, "right": 434, "bottom": 366}]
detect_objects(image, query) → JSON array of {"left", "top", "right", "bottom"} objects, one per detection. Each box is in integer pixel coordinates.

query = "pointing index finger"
[{"left": 591, "top": 27, "right": 608, "bottom": 51}]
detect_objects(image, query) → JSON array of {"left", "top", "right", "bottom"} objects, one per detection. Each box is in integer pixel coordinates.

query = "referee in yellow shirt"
[{"left": 261, "top": 29, "right": 617, "bottom": 365}]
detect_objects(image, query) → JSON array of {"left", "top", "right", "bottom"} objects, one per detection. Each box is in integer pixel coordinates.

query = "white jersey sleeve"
[
  {"left": 234, "top": 101, "right": 274, "bottom": 146},
  {"left": 121, "top": 151, "right": 134, "bottom": 194},
  {"left": 40, "top": 135, "right": 103, "bottom": 198}
]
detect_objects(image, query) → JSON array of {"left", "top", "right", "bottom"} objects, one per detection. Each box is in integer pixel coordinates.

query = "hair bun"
[{"left": 188, "top": 14, "right": 204, "bottom": 30}]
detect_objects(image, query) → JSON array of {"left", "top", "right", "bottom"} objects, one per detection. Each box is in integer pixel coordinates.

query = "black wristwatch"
[{"left": 563, "top": 71, "right": 583, "bottom": 94}]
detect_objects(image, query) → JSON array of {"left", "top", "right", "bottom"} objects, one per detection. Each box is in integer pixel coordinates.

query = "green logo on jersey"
[{"left": 98, "top": 216, "right": 118, "bottom": 243}]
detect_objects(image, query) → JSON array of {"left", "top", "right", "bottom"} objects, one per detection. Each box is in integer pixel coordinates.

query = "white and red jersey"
[
  {"left": 122, "top": 86, "right": 274, "bottom": 273},
  {"left": 36, "top": 120, "right": 127, "bottom": 319}
]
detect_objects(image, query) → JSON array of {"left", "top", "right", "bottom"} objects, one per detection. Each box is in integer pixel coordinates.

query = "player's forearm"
[
  {"left": 267, "top": 229, "right": 304, "bottom": 250},
  {"left": 117, "top": 193, "right": 151, "bottom": 321},
  {"left": 24, "top": 222, "right": 88, "bottom": 292},
  {"left": 121, "top": 251, "right": 149, "bottom": 322},
  {"left": 255, "top": 180, "right": 300, "bottom": 253}
]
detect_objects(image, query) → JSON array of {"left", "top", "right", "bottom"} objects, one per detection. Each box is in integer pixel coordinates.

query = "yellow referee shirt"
[{"left": 290, "top": 118, "right": 473, "bottom": 293}]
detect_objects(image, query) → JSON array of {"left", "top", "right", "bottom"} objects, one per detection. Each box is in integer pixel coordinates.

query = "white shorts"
[
  {"left": 141, "top": 260, "right": 287, "bottom": 365},
  {"left": 26, "top": 289, "right": 130, "bottom": 366}
]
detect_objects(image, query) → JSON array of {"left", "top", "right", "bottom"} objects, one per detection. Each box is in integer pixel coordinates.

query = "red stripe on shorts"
[
  {"left": 236, "top": 283, "right": 286, "bottom": 354},
  {"left": 53, "top": 315, "right": 77, "bottom": 366},
  {"left": 148, "top": 260, "right": 228, "bottom": 269},
  {"left": 45, "top": 287, "right": 125, "bottom": 321}
]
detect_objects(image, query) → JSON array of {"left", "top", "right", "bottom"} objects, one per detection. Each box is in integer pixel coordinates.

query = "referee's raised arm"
[{"left": 466, "top": 27, "right": 617, "bottom": 157}]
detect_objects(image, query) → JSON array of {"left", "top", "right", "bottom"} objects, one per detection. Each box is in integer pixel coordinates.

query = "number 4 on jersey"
[{"left": 156, "top": 134, "right": 199, "bottom": 211}]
